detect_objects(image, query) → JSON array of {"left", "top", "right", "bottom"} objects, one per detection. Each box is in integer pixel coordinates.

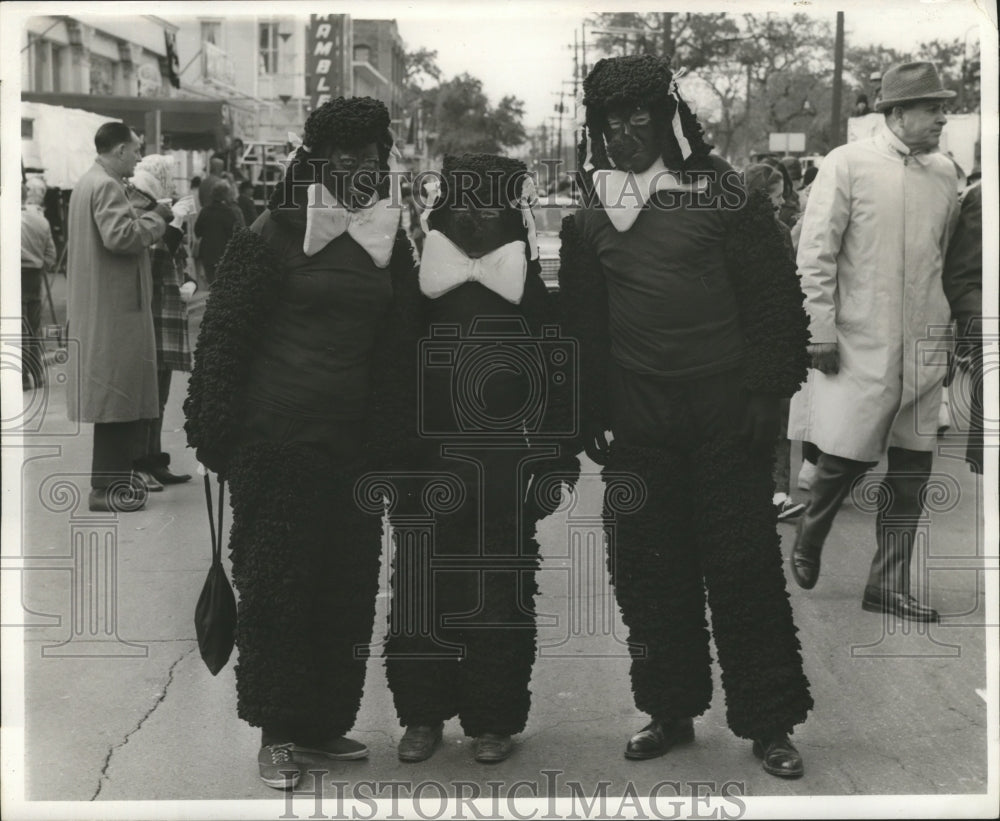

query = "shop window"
[{"left": 90, "top": 54, "right": 115, "bottom": 96}]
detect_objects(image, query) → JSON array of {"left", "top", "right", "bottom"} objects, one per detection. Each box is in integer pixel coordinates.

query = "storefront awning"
[{"left": 22, "top": 92, "right": 228, "bottom": 151}]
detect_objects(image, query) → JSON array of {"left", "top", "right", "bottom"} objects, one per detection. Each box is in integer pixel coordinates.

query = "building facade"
[{"left": 22, "top": 15, "right": 176, "bottom": 98}]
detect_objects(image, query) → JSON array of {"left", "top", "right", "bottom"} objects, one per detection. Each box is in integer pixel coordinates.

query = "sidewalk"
[{"left": 6, "top": 310, "right": 991, "bottom": 814}]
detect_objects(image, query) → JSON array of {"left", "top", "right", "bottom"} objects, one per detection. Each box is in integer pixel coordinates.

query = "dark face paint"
[
  {"left": 444, "top": 207, "right": 519, "bottom": 258},
  {"left": 604, "top": 105, "right": 661, "bottom": 173},
  {"left": 324, "top": 142, "right": 381, "bottom": 208}
]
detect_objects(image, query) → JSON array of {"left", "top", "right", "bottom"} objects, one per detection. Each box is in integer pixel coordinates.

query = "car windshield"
[{"left": 533, "top": 202, "right": 576, "bottom": 234}]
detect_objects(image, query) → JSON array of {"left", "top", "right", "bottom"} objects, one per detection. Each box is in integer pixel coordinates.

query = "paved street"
[{"left": 3, "top": 280, "right": 992, "bottom": 816}]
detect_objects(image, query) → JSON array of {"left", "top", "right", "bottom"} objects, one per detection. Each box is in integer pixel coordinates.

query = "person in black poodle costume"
[
  {"left": 558, "top": 56, "right": 814, "bottom": 777},
  {"left": 184, "top": 97, "right": 422, "bottom": 790},
  {"left": 384, "top": 154, "right": 574, "bottom": 764}
]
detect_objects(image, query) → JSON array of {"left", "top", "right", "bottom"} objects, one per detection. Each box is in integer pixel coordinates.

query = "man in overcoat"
[
  {"left": 788, "top": 62, "right": 960, "bottom": 621},
  {"left": 66, "top": 122, "right": 172, "bottom": 512}
]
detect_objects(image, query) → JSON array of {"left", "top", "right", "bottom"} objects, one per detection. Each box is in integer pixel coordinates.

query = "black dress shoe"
[
  {"left": 862, "top": 590, "right": 940, "bottom": 622},
  {"left": 398, "top": 724, "right": 443, "bottom": 763},
  {"left": 752, "top": 733, "right": 804, "bottom": 779},
  {"left": 790, "top": 549, "right": 820, "bottom": 589},
  {"left": 624, "top": 717, "right": 694, "bottom": 760},
  {"left": 146, "top": 453, "right": 192, "bottom": 485},
  {"left": 88, "top": 480, "right": 148, "bottom": 513},
  {"left": 791, "top": 523, "right": 821, "bottom": 589}
]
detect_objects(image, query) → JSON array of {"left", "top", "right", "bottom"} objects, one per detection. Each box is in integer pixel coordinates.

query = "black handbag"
[{"left": 194, "top": 474, "right": 237, "bottom": 675}]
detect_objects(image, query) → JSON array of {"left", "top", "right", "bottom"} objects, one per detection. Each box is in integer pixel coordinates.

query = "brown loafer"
[
  {"left": 624, "top": 717, "right": 694, "bottom": 760},
  {"left": 398, "top": 724, "right": 443, "bottom": 763}
]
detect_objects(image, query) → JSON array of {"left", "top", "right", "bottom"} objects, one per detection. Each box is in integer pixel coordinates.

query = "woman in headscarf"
[
  {"left": 184, "top": 97, "right": 422, "bottom": 790},
  {"left": 128, "top": 154, "right": 197, "bottom": 486}
]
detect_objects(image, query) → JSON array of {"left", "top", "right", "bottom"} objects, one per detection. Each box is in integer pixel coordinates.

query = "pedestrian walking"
[
  {"left": 21, "top": 180, "right": 56, "bottom": 391},
  {"left": 129, "top": 153, "right": 197, "bottom": 488},
  {"left": 184, "top": 96, "right": 422, "bottom": 791},
  {"left": 65, "top": 122, "right": 173, "bottom": 513},
  {"left": 194, "top": 182, "right": 240, "bottom": 285},
  {"left": 942, "top": 179, "right": 983, "bottom": 475},
  {"left": 197, "top": 156, "right": 225, "bottom": 209},
  {"left": 744, "top": 163, "right": 806, "bottom": 522},
  {"left": 788, "top": 62, "right": 960, "bottom": 622},
  {"left": 236, "top": 180, "right": 259, "bottom": 227},
  {"left": 559, "top": 55, "right": 813, "bottom": 778}
]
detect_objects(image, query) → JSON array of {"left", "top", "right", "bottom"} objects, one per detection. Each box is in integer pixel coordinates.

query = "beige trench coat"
[
  {"left": 788, "top": 124, "right": 959, "bottom": 461},
  {"left": 66, "top": 160, "right": 166, "bottom": 423}
]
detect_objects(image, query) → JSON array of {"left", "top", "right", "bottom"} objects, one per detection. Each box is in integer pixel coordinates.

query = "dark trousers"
[
  {"left": 605, "top": 363, "right": 812, "bottom": 739},
  {"left": 795, "top": 447, "right": 934, "bottom": 595},
  {"left": 21, "top": 267, "right": 44, "bottom": 388},
  {"left": 92, "top": 420, "right": 148, "bottom": 488},
  {"left": 143, "top": 368, "right": 173, "bottom": 459}
]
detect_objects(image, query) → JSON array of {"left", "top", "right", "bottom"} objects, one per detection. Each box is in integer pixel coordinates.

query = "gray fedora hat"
[{"left": 874, "top": 61, "right": 956, "bottom": 111}]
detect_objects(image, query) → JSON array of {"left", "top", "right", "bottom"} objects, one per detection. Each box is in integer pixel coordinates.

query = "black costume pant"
[
  {"left": 385, "top": 446, "right": 543, "bottom": 737},
  {"left": 21, "top": 267, "right": 44, "bottom": 389},
  {"left": 605, "top": 363, "right": 812, "bottom": 739},
  {"left": 227, "top": 406, "right": 383, "bottom": 744},
  {"left": 794, "top": 447, "right": 934, "bottom": 596}
]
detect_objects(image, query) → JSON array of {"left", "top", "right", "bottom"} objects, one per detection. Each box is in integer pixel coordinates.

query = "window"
[
  {"left": 201, "top": 21, "right": 221, "bottom": 46},
  {"left": 21, "top": 119, "right": 33, "bottom": 139},
  {"left": 258, "top": 22, "right": 278, "bottom": 75},
  {"left": 353, "top": 44, "right": 371, "bottom": 63},
  {"left": 51, "top": 44, "right": 64, "bottom": 92},
  {"left": 89, "top": 54, "right": 115, "bottom": 96}
]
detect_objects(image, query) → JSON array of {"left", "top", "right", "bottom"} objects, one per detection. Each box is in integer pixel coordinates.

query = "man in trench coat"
[
  {"left": 66, "top": 122, "right": 173, "bottom": 512},
  {"left": 788, "top": 62, "right": 960, "bottom": 621}
]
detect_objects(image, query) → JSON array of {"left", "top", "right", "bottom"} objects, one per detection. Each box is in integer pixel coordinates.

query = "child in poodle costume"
[
  {"left": 558, "top": 56, "right": 814, "bottom": 777},
  {"left": 184, "top": 97, "right": 422, "bottom": 790},
  {"left": 384, "top": 154, "right": 574, "bottom": 764}
]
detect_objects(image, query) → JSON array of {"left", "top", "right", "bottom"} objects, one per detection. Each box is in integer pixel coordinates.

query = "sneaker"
[
  {"left": 776, "top": 498, "right": 806, "bottom": 522},
  {"left": 258, "top": 743, "right": 300, "bottom": 790},
  {"left": 796, "top": 460, "right": 817, "bottom": 491},
  {"left": 293, "top": 736, "right": 369, "bottom": 760}
]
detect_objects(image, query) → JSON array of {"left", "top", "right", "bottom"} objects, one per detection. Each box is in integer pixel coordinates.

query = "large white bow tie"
[
  {"left": 419, "top": 230, "right": 527, "bottom": 304},
  {"left": 302, "top": 182, "right": 401, "bottom": 267},
  {"left": 594, "top": 156, "right": 710, "bottom": 232}
]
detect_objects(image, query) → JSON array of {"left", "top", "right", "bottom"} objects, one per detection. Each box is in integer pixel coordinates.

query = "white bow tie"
[
  {"left": 419, "top": 230, "right": 527, "bottom": 304},
  {"left": 594, "top": 156, "right": 709, "bottom": 232},
  {"left": 302, "top": 182, "right": 401, "bottom": 267}
]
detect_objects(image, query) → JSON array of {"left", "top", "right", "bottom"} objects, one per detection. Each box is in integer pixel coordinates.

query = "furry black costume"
[
  {"left": 559, "top": 57, "right": 813, "bottom": 767},
  {"left": 384, "top": 155, "right": 572, "bottom": 753},
  {"left": 184, "top": 98, "right": 421, "bottom": 756}
]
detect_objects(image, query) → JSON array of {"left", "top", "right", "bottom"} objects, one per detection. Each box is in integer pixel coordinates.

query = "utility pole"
[
  {"left": 661, "top": 12, "right": 673, "bottom": 59},
  {"left": 831, "top": 11, "right": 845, "bottom": 147}
]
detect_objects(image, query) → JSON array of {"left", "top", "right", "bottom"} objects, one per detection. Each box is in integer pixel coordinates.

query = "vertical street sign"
[{"left": 307, "top": 14, "right": 351, "bottom": 112}]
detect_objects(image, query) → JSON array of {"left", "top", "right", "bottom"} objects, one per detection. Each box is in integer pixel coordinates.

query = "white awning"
[{"left": 21, "top": 102, "right": 119, "bottom": 189}]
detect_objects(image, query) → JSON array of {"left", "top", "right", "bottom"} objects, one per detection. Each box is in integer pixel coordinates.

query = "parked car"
[{"left": 533, "top": 195, "right": 577, "bottom": 293}]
